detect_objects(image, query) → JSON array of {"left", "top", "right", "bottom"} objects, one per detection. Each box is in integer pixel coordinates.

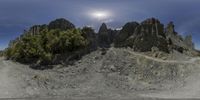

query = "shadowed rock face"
[
  {"left": 98, "top": 23, "right": 117, "bottom": 48},
  {"left": 114, "top": 18, "right": 169, "bottom": 53},
  {"left": 112, "top": 18, "right": 197, "bottom": 55},
  {"left": 184, "top": 35, "right": 194, "bottom": 49},
  {"left": 165, "top": 22, "right": 177, "bottom": 35},
  {"left": 7, "top": 18, "right": 198, "bottom": 66},
  {"left": 28, "top": 24, "right": 48, "bottom": 35},
  {"left": 164, "top": 22, "right": 196, "bottom": 54},
  {"left": 48, "top": 18, "right": 75, "bottom": 31},
  {"left": 131, "top": 18, "right": 169, "bottom": 52},
  {"left": 19, "top": 18, "right": 197, "bottom": 55},
  {"left": 114, "top": 22, "right": 139, "bottom": 47}
]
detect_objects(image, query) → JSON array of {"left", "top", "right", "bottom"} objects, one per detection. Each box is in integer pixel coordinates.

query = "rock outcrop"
[
  {"left": 114, "top": 22, "right": 139, "bottom": 47},
  {"left": 112, "top": 18, "right": 198, "bottom": 56},
  {"left": 184, "top": 35, "right": 194, "bottom": 49},
  {"left": 98, "top": 23, "right": 117, "bottom": 48},
  {"left": 114, "top": 18, "right": 169, "bottom": 53},
  {"left": 48, "top": 18, "right": 75, "bottom": 30},
  {"left": 28, "top": 24, "right": 48, "bottom": 35},
  {"left": 7, "top": 17, "right": 199, "bottom": 62},
  {"left": 164, "top": 21, "right": 196, "bottom": 55},
  {"left": 21, "top": 18, "right": 197, "bottom": 56}
]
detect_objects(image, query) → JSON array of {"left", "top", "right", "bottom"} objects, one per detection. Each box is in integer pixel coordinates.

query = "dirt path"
[{"left": 127, "top": 50, "right": 197, "bottom": 64}]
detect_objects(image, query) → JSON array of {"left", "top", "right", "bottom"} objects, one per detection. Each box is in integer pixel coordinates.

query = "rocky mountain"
[
  {"left": 98, "top": 23, "right": 117, "bottom": 48},
  {"left": 123, "top": 18, "right": 169, "bottom": 52},
  {"left": 17, "top": 17, "right": 197, "bottom": 56},
  {"left": 113, "top": 18, "right": 198, "bottom": 56},
  {"left": 114, "top": 22, "right": 139, "bottom": 47},
  {"left": 25, "top": 18, "right": 75, "bottom": 36},
  {"left": 5, "top": 17, "right": 199, "bottom": 67},
  {"left": 48, "top": 18, "right": 75, "bottom": 31}
]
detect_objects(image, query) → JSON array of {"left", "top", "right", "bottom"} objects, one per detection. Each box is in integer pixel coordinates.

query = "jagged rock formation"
[
  {"left": 130, "top": 18, "right": 169, "bottom": 52},
  {"left": 14, "top": 18, "right": 197, "bottom": 56},
  {"left": 114, "top": 18, "right": 169, "bottom": 53},
  {"left": 6, "top": 17, "right": 199, "bottom": 66},
  {"left": 184, "top": 35, "right": 194, "bottom": 49},
  {"left": 7, "top": 17, "right": 199, "bottom": 59},
  {"left": 112, "top": 18, "right": 198, "bottom": 56},
  {"left": 114, "top": 22, "right": 139, "bottom": 47},
  {"left": 48, "top": 18, "right": 75, "bottom": 30},
  {"left": 98, "top": 23, "right": 117, "bottom": 48},
  {"left": 28, "top": 24, "right": 48, "bottom": 35},
  {"left": 164, "top": 22, "right": 196, "bottom": 55}
]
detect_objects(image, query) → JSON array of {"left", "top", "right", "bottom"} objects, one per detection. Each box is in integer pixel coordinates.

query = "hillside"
[
  {"left": 1, "top": 18, "right": 200, "bottom": 99},
  {"left": 0, "top": 48, "right": 200, "bottom": 99}
]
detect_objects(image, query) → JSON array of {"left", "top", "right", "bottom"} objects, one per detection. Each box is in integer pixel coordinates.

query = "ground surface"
[{"left": 0, "top": 48, "right": 200, "bottom": 100}]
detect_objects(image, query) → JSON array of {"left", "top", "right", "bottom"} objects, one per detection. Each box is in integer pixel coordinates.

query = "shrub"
[{"left": 5, "top": 28, "right": 88, "bottom": 65}]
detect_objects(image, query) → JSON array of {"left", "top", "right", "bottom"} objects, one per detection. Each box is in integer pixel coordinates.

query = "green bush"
[
  {"left": 5, "top": 28, "right": 88, "bottom": 64},
  {"left": 0, "top": 51, "right": 3, "bottom": 57}
]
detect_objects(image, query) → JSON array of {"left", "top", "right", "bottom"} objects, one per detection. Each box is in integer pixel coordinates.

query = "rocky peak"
[
  {"left": 166, "top": 21, "right": 176, "bottom": 35},
  {"left": 114, "top": 22, "right": 139, "bottom": 47},
  {"left": 98, "top": 23, "right": 108, "bottom": 33},
  {"left": 121, "top": 22, "right": 139, "bottom": 34},
  {"left": 29, "top": 25, "right": 41, "bottom": 35},
  {"left": 28, "top": 24, "right": 48, "bottom": 35},
  {"left": 114, "top": 18, "right": 169, "bottom": 52},
  {"left": 98, "top": 23, "right": 117, "bottom": 48},
  {"left": 138, "top": 18, "right": 165, "bottom": 37},
  {"left": 48, "top": 18, "right": 75, "bottom": 31},
  {"left": 141, "top": 18, "right": 161, "bottom": 25},
  {"left": 184, "top": 35, "right": 194, "bottom": 49}
]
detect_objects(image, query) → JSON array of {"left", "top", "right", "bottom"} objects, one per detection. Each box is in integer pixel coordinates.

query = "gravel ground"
[{"left": 0, "top": 48, "right": 200, "bottom": 99}]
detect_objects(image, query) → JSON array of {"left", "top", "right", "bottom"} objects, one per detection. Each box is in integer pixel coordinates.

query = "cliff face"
[
  {"left": 125, "top": 18, "right": 169, "bottom": 52},
  {"left": 114, "top": 22, "right": 139, "bottom": 47},
  {"left": 98, "top": 23, "right": 117, "bottom": 48},
  {"left": 25, "top": 18, "right": 197, "bottom": 56},
  {"left": 112, "top": 18, "right": 197, "bottom": 56},
  {"left": 184, "top": 35, "right": 194, "bottom": 49},
  {"left": 164, "top": 22, "right": 195, "bottom": 54},
  {"left": 48, "top": 18, "right": 75, "bottom": 31}
]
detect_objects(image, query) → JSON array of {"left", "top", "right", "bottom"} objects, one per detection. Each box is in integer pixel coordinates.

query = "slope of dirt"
[{"left": 0, "top": 48, "right": 199, "bottom": 99}]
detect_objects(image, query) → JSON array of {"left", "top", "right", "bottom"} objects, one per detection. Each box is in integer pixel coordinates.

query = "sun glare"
[{"left": 91, "top": 11, "right": 110, "bottom": 19}]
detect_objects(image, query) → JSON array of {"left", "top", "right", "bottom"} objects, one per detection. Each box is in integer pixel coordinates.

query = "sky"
[{"left": 0, "top": 0, "right": 200, "bottom": 50}]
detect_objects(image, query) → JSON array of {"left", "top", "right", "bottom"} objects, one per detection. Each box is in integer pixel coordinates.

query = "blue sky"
[{"left": 0, "top": 0, "right": 200, "bottom": 50}]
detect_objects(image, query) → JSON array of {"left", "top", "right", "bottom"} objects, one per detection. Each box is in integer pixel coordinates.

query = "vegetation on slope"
[
  {"left": 5, "top": 27, "right": 89, "bottom": 65},
  {"left": 0, "top": 51, "right": 3, "bottom": 57}
]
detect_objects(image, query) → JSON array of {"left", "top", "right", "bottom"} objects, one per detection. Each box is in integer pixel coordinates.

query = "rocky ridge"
[
  {"left": 23, "top": 18, "right": 198, "bottom": 56},
  {"left": 6, "top": 18, "right": 199, "bottom": 67}
]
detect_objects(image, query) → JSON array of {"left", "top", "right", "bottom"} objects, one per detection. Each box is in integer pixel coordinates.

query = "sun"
[{"left": 90, "top": 11, "right": 111, "bottom": 19}]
